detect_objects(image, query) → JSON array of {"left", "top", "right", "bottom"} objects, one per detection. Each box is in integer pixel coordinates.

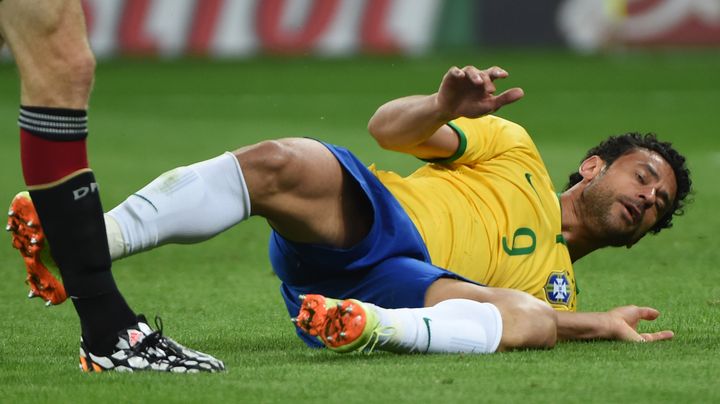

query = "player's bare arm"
[
  {"left": 367, "top": 65, "right": 524, "bottom": 159},
  {"left": 556, "top": 306, "right": 674, "bottom": 342}
]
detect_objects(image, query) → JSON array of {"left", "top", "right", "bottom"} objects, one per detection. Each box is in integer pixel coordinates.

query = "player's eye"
[{"left": 635, "top": 172, "right": 645, "bottom": 184}]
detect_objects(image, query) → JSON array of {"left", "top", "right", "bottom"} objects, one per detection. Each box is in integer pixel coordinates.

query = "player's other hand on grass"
[
  {"left": 436, "top": 65, "right": 525, "bottom": 120},
  {"left": 607, "top": 305, "right": 674, "bottom": 342}
]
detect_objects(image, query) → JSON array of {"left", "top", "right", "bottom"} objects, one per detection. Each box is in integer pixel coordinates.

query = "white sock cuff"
[
  {"left": 104, "top": 214, "right": 126, "bottom": 261},
  {"left": 221, "top": 151, "right": 252, "bottom": 220},
  {"left": 485, "top": 302, "right": 504, "bottom": 353}
]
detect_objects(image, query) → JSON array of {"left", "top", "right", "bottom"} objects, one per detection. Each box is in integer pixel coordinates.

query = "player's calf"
[{"left": 493, "top": 291, "right": 558, "bottom": 351}]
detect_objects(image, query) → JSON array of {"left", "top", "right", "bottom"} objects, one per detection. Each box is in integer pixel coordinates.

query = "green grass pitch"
[{"left": 0, "top": 51, "right": 719, "bottom": 403}]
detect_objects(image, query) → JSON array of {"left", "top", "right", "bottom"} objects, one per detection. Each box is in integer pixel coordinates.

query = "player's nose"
[{"left": 638, "top": 186, "right": 657, "bottom": 207}]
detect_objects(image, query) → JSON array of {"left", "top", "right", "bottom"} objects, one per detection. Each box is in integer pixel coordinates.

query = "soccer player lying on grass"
[{"left": 9, "top": 65, "right": 691, "bottom": 357}]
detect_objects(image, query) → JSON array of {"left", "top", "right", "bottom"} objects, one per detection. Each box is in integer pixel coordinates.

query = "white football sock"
[
  {"left": 106, "top": 152, "right": 251, "bottom": 259},
  {"left": 369, "top": 299, "right": 503, "bottom": 354}
]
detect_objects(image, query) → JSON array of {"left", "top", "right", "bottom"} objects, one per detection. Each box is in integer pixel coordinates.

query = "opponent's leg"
[
  {"left": 105, "top": 138, "right": 372, "bottom": 259},
  {"left": 0, "top": 0, "right": 137, "bottom": 355},
  {"left": 0, "top": 0, "right": 95, "bottom": 108},
  {"left": 1, "top": 0, "right": 223, "bottom": 372}
]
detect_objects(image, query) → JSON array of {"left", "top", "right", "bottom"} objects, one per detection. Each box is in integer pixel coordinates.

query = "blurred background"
[{"left": 2, "top": 0, "right": 716, "bottom": 58}]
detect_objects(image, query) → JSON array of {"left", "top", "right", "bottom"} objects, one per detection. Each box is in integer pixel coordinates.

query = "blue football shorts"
[{"left": 268, "top": 141, "right": 476, "bottom": 347}]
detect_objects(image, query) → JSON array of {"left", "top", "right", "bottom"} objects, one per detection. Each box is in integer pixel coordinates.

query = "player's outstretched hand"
[
  {"left": 607, "top": 305, "right": 674, "bottom": 342},
  {"left": 436, "top": 65, "right": 524, "bottom": 120}
]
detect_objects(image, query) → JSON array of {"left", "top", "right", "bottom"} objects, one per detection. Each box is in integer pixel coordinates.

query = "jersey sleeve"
[{"left": 428, "top": 115, "right": 537, "bottom": 165}]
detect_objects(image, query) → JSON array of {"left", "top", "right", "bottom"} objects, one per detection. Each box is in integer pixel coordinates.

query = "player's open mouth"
[{"left": 622, "top": 201, "right": 642, "bottom": 225}]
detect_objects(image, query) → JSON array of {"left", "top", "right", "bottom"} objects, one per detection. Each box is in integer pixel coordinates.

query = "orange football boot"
[
  {"left": 293, "top": 294, "right": 382, "bottom": 353},
  {"left": 7, "top": 191, "right": 66, "bottom": 306}
]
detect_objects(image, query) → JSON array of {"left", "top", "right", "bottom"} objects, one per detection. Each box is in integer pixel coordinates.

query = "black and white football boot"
[{"left": 79, "top": 315, "right": 225, "bottom": 373}]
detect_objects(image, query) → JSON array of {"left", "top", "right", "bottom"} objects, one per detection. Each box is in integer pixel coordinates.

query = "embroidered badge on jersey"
[{"left": 545, "top": 271, "right": 571, "bottom": 305}]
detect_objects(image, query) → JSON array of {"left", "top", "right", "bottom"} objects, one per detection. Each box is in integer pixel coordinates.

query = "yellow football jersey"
[{"left": 371, "top": 115, "right": 576, "bottom": 311}]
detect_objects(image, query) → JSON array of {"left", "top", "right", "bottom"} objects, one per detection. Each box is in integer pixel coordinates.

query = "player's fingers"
[
  {"left": 478, "top": 71, "right": 496, "bottom": 94},
  {"left": 639, "top": 330, "right": 674, "bottom": 342},
  {"left": 638, "top": 307, "right": 661, "bottom": 321},
  {"left": 493, "top": 88, "right": 525, "bottom": 109},
  {"left": 486, "top": 66, "right": 509, "bottom": 80},
  {"left": 462, "top": 65, "right": 484, "bottom": 85},
  {"left": 616, "top": 326, "right": 646, "bottom": 342},
  {"left": 444, "top": 66, "right": 465, "bottom": 84}
]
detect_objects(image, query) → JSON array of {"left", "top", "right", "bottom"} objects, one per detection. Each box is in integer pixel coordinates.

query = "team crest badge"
[{"left": 545, "top": 272, "right": 571, "bottom": 305}]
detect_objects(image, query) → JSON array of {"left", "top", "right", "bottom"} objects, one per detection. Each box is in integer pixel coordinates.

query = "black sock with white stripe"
[{"left": 19, "top": 106, "right": 137, "bottom": 355}]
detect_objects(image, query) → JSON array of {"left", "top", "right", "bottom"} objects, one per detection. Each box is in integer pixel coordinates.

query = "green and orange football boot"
[
  {"left": 293, "top": 294, "right": 387, "bottom": 353},
  {"left": 6, "top": 191, "right": 66, "bottom": 306}
]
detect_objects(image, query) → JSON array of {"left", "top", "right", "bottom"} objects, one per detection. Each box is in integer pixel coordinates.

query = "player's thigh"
[
  {"left": 235, "top": 138, "right": 372, "bottom": 247},
  {"left": 0, "top": 0, "right": 94, "bottom": 107}
]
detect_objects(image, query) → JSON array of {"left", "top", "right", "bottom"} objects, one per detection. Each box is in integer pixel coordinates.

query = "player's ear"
[{"left": 578, "top": 155, "right": 605, "bottom": 182}]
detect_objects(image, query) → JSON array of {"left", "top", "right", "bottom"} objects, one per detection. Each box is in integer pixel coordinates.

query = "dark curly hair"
[{"left": 565, "top": 132, "right": 692, "bottom": 235}]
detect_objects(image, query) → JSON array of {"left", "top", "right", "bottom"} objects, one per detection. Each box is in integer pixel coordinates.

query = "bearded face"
[
  {"left": 579, "top": 149, "right": 677, "bottom": 247},
  {"left": 581, "top": 172, "right": 638, "bottom": 246}
]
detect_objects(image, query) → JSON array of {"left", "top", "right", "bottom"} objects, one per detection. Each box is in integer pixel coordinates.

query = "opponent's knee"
[
  {"left": 45, "top": 44, "right": 96, "bottom": 101},
  {"left": 64, "top": 48, "right": 96, "bottom": 93},
  {"left": 37, "top": 48, "right": 95, "bottom": 108},
  {"left": 16, "top": 38, "right": 96, "bottom": 106},
  {"left": 14, "top": 3, "right": 96, "bottom": 104}
]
